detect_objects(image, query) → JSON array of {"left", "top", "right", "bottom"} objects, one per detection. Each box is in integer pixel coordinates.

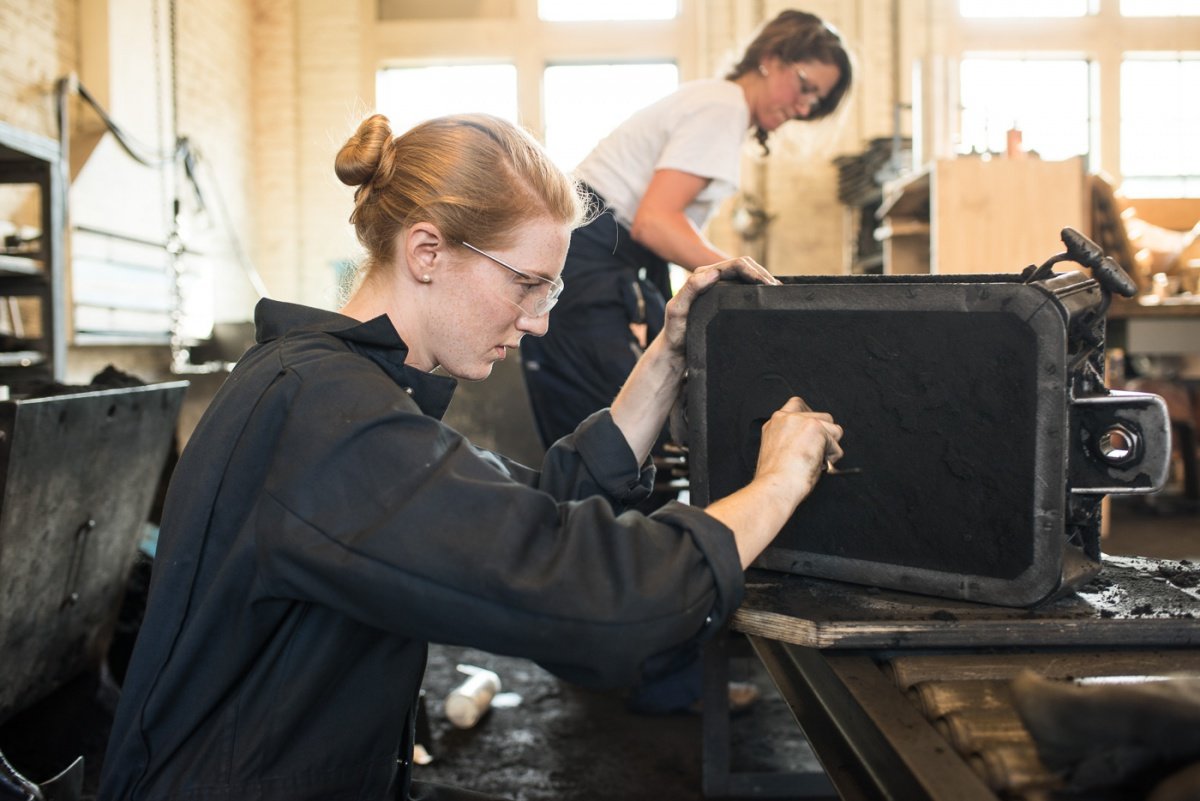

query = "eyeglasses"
[
  {"left": 459, "top": 241, "right": 565, "bottom": 318},
  {"left": 793, "top": 68, "right": 823, "bottom": 113}
]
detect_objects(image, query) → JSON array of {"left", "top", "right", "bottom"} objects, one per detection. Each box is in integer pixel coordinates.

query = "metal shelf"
[{"left": 0, "top": 120, "right": 64, "bottom": 384}]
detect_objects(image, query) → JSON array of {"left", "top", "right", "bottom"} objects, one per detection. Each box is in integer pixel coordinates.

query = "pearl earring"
[
  {"left": 759, "top": 64, "right": 768, "bottom": 76},
  {"left": 420, "top": 274, "right": 431, "bottom": 283}
]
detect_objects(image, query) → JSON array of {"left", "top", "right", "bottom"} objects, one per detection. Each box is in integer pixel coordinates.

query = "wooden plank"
[
  {"left": 732, "top": 555, "right": 1200, "bottom": 650},
  {"left": 884, "top": 650, "right": 1200, "bottom": 690}
]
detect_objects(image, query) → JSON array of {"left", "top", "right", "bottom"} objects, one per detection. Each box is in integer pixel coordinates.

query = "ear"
[{"left": 403, "top": 222, "right": 445, "bottom": 283}]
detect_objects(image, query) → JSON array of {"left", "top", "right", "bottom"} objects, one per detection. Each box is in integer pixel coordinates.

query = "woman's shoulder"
[
  {"left": 670, "top": 78, "right": 745, "bottom": 107},
  {"left": 649, "top": 79, "right": 747, "bottom": 129}
]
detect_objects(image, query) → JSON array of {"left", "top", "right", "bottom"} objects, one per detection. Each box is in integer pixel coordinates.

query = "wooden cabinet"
[
  {"left": 876, "top": 157, "right": 1089, "bottom": 276},
  {"left": 0, "top": 121, "right": 66, "bottom": 385}
]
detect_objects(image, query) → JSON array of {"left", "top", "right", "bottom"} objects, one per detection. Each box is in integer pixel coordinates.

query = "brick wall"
[
  {"left": 251, "top": 0, "right": 300, "bottom": 300},
  {"left": 0, "top": 0, "right": 76, "bottom": 140},
  {"left": 246, "top": 0, "right": 367, "bottom": 309},
  {"left": 291, "top": 0, "right": 365, "bottom": 309},
  {"left": 175, "top": 0, "right": 259, "bottom": 322}
]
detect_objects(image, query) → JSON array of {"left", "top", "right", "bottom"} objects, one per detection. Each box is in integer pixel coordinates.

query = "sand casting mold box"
[{"left": 685, "top": 272, "right": 1170, "bottom": 607}]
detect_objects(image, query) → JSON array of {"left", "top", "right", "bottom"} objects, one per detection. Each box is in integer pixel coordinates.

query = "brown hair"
[
  {"left": 335, "top": 113, "right": 585, "bottom": 274},
  {"left": 725, "top": 9, "right": 854, "bottom": 150}
]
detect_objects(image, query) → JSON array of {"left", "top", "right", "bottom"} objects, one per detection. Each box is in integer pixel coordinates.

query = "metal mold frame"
[{"left": 685, "top": 276, "right": 1167, "bottom": 607}]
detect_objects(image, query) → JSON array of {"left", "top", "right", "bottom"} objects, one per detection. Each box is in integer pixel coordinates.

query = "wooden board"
[
  {"left": 732, "top": 555, "right": 1200, "bottom": 649},
  {"left": 877, "top": 157, "right": 1088, "bottom": 276},
  {"left": 933, "top": 157, "right": 1088, "bottom": 275}
]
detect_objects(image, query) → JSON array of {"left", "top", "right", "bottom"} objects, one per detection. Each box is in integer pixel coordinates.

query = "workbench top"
[{"left": 733, "top": 555, "right": 1200, "bottom": 649}]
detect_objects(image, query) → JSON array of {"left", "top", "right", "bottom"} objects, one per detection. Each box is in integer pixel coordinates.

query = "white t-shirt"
[{"left": 575, "top": 79, "right": 750, "bottom": 231}]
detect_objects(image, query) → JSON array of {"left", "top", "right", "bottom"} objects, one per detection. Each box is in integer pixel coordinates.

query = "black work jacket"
[{"left": 98, "top": 300, "right": 744, "bottom": 801}]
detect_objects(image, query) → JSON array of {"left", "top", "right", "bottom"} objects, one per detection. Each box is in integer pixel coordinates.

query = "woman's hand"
[
  {"left": 612, "top": 256, "right": 776, "bottom": 465},
  {"left": 755, "top": 396, "right": 844, "bottom": 506},
  {"left": 705, "top": 396, "right": 844, "bottom": 568},
  {"left": 662, "top": 257, "right": 778, "bottom": 354}
]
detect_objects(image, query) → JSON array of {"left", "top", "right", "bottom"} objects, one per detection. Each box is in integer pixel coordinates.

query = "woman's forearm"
[
  {"left": 609, "top": 335, "right": 683, "bottom": 464},
  {"left": 630, "top": 210, "right": 730, "bottom": 270},
  {"left": 704, "top": 483, "right": 800, "bottom": 569}
]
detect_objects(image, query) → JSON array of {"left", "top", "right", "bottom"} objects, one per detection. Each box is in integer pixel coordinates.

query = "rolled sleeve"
[
  {"left": 650, "top": 501, "right": 745, "bottom": 634},
  {"left": 537, "top": 409, "right": 654, "bottom": 508},
  {"left": 572, "top": 410, "right": 655, "bottom": 501}
]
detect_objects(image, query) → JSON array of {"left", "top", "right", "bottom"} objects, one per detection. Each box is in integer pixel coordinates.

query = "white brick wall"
[
  {"left": 175, "top": 0, "right": 259, "bottom": 321},
  {"left": 251, "top": 0, "right": 301, "bottom": 300},
  {"left": 0, "top": 0, "right": 77, "bottom": 139},
  {"left": 291, "top": 0, "right": 365, "bottom": 309}
]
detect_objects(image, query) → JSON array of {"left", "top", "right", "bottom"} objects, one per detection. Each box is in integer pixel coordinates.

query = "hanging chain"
[
  {"left": 162, "top": 0, "right": 199, "bottom": 374},
  {"left": 166, "top": 0, "right": 183, "bottom": 371},
  {"left": 154, "top": 0, "right": 184, "bottom": 371}
]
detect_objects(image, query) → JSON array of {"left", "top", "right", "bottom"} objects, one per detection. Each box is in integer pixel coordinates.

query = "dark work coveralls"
[{"left": 97, "top": 299, "right": 744, "bottom": 801}]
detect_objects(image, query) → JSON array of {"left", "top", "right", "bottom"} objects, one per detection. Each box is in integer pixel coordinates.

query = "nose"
[{"left": 517, "top": 312, "right": 550, "bottom": 337}]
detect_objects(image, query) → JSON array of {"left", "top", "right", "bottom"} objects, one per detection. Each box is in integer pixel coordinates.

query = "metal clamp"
[{"left": 1070, "top": 390, "right": 1171, "bottom": 495}]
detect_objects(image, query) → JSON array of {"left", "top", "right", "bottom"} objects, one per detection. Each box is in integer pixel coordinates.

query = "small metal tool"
[{"left": 823, "top": 458, "right": 862, "bottom": 476}]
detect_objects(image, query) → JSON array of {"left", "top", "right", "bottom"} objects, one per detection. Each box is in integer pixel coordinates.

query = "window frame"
[
  {"left": 956, "top": 54, "right": 1095, "bottom": 164},
  {"left": 362, "top": 0, "right": 699, "bottom": 142},
  {"left": 935, "top": 0, "right": 1200, "bottom": 194}
]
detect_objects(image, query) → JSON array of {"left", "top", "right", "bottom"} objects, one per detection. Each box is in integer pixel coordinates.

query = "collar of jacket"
[{"left": 252, "top": 297, "right": 457, "bottom": 419}]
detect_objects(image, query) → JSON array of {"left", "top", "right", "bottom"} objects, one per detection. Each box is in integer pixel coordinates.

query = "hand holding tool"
[{"left": 792, "top": 397, "right": 861, "bottom": 476}]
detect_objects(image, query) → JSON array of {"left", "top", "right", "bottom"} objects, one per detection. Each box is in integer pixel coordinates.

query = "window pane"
[
  {"left": 375, "top": 65, "right": 519, "bottom": 136},
  {"left": 1121, "top": 57, "right": 1200, "bottom": 197},
  {"left": 543, "top": 63, "right": 678, "bottom": 170},
  {"left": 959, "top": 0, "right": 1090, "bottom": 16},
  {"left": 1121, "top": 0, "right": 1200, "bottom": 16},
  {"left": 959, "top": 59, "right": 1091, "bottom": 161},
  {"left": 539, "top": 0, "right": 678, "bottom": 20}
]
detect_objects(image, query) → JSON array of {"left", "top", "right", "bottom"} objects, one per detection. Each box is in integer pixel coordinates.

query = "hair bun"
[{"left": 335, "top": 114, "right": 394, "bottom": 188}]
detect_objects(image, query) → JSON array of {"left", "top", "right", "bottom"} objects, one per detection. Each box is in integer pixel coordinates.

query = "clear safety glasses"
[
  {"left": 459, "top": 240, "right": 565, "bottom": 318},
  {"left": 793, "top": 67, "right": 823, "bottom": 113}
]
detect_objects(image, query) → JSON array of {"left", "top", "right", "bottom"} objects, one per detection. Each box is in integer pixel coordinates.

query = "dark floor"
[
  {"left": 0, "top": 629, "right": 818, "bottom": 801},
  {"left": 1, "top": 496, "right": 1196, "bottom": 801},
  {"left": 409, "top": 638, "right": 821, "bottom": 801}
]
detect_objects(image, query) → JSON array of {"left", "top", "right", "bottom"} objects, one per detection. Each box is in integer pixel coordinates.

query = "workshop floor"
[
  {"left": 0, "top": 499, "right": 1196, "bottom": 801},
  {"left": 0, "top": 636, "right": 816, "bottom": 801}
]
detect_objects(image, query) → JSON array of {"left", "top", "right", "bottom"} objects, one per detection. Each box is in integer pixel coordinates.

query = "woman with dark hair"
[{"left": 520, "top": 9, "right": 853, "bottom": 455}]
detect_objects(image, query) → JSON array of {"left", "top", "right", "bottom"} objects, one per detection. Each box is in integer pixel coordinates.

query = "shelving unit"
[
  {"left": 835, "top": 137, "right": 912, "bottom": 275},
  {"left": 0, "top": 120, "right": 66, "bottom": 385}
]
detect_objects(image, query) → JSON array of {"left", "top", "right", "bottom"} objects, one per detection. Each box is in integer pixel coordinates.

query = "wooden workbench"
[{"left": 703, "top": 556, "right": 1200, "bottom": 800}]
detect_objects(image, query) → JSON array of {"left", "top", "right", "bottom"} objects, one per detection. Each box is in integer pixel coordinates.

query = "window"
[
  {"left": 1120, "top": 56, "right": 1200, "bottom": 196},
  {"left": 538, "top": 0, "right": 678, "bottom": 21},
  {"left": 375, "top": 65, "right": 519, "bottom": 136},
  {"left": 947, "top": 0, "right": 1200, "bottom": 198},
  {"left": 542, "top": 63, "right": 678, "bottom": 170},
  {"left": 958, "top": 58, "right": 1092, "bottom": 161},
  {"left": 959, "top": 0, "right": 1092, "bottom": 16},
  {"left": 1120, "top": 0, "right": 1200, "bottom": 15}
]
